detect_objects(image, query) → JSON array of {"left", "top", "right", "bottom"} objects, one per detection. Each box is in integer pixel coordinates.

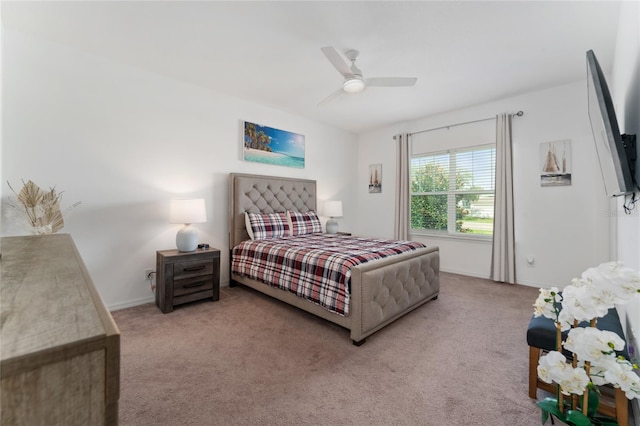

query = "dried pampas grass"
[{"left": 7, "top": 180, "right": 81, "bottom": 234}]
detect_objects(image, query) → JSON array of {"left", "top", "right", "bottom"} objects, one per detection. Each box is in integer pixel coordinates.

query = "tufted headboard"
[{"left": 228, "top": 173, "right": 317, "bottom": 249}]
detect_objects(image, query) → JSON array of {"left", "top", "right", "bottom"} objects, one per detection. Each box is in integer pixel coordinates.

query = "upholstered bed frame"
[{"left": 228, "top": 173, "right": 440, "bottom": 345}]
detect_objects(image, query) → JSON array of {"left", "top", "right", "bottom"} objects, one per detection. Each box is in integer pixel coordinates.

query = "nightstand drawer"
[
  {"left": 173, "top": 275, "right": 214, "bottom": 297},
  {"left": 173, "top": 260, "right": 214, "bottom": 278}
]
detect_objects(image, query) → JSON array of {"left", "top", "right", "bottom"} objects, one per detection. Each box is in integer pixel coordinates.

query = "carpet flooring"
[{"left": 112, "top": 272, "right": 545, "bottom": 425}]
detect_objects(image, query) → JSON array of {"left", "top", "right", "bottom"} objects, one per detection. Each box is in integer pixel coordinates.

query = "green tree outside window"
[{"left": 410, "top": 146, "right": 495, "bottom": 236}]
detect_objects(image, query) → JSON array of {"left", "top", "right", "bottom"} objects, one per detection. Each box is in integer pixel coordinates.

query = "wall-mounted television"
[{"left": 586, "top": 49, "right": 637, "bottom": 197}]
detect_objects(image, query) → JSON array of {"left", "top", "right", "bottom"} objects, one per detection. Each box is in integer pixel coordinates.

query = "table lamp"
[
  {"left": 169, "top": 198, "right": 207, "bottom": 252},
  {"left": 323, "top": 200, "right": 343, "bottom": 234}
]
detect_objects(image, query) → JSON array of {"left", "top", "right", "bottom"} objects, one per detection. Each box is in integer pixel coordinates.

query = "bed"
[{"left": 228, "top": 173, "right": 440, "bottom": 345}]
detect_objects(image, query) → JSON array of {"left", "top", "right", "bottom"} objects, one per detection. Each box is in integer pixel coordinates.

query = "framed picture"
[
  {"left": 243, "top": 121, "right": 305, "bottom": 169},
  {"left": 369, "top": 164, "right": 382, "bottom": 193},
  {"left": 540, "top": 139, "right": 571, "bottom": 186}
]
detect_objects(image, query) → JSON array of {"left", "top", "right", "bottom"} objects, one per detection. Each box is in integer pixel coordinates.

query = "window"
[{"left": 410, "top": 144, "right": 496, "bottom": 237}]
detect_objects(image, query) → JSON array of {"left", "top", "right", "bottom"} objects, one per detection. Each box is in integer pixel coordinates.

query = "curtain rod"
[{"left": 396, "top": 110, "right": 524, "bottom": 138}]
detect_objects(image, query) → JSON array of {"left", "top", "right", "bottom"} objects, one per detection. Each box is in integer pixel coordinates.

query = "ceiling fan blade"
[
  {"left": 365, "top": 77, "right": 417, "bottom": 87},
  {"left": 321, "top": 46, "right": 354, "bottom": 78},
  {"left": 317, "top": 88, "right": 345, "bottom": 106}
]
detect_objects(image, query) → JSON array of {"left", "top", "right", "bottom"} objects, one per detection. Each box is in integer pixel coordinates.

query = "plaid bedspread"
[{"left": 231, "top": 234, "right": 426, "bottom": 316}]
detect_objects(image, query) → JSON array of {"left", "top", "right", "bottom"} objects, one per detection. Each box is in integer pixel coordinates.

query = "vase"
[{"left": 33, "top": 224, "right": 53, "bottom": 235}]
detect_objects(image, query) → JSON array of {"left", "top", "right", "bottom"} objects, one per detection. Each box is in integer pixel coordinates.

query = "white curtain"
[
  {"left": 394, "top": 133, "right": 410, "bottom": 240},
  {"left": 490, "top": 114, "right": 516, "bottom": 283}
]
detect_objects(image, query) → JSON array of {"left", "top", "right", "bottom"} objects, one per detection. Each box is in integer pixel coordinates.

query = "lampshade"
[
  {"left": 169, "top": 199, "right": 207, "bottom": 224},
  {"left": 169, "top": 199, "right": 207, "bottom": 252},
  {"left": 323, "top": 200, "right": 343, "bottom": 218}
]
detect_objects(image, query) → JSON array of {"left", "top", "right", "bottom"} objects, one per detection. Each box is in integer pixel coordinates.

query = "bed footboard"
[{"left": 349, "top": 246, "right": 440, "bottom": 344}]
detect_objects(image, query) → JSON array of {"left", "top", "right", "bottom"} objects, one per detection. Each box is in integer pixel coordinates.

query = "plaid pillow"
[
  {"left": 288, "top": 210, "right": 323, "bottom": 236},
  {"left": 245, "top": 212, "right": 290, "bottom": 240}
]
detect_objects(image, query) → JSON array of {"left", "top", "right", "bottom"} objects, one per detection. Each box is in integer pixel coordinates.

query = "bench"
[{"left": 527, "top": 307, "right": 629, "bottom": 426}]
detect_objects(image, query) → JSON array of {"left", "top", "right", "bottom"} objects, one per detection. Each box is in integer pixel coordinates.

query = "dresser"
[
  {"left": 0, "top": 234, "right": 120, "bottom": 425},
  {"left": 155, "top": 247, "right": 220, "bottom": 313}
]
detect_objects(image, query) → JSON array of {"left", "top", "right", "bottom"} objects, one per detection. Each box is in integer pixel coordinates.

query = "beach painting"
[{"left": 243, "top": 121, "right": 305, "bottom": 169}]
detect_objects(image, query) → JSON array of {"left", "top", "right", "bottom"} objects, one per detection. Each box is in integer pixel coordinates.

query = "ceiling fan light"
[{"left": 343, "top": 78, "right": 365, "bottom": 94}]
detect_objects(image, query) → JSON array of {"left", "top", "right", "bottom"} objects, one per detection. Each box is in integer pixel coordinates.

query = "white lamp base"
[
  {"left": 176, "top": 224, "right": 199, "bottom": 252},
  {"left": 326, "top": 218, "right": 338, "bottom": 234}
]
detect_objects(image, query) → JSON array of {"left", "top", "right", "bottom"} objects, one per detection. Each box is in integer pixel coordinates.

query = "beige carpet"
[{"left": 112, "top": 272, "right": 545, "bottom": 425}]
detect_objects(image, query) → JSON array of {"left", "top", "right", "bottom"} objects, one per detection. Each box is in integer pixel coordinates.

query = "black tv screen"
[{"left": 586, "top": 49, "right": 635, "bottom": 197}]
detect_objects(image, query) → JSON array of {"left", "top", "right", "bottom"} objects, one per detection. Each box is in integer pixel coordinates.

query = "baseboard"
[
  {"left": 513, "top": 279, "right": 546, "bottom": 288},
  {"left": 108, "top": 296, "right": 155, "bottom": 311},
  {"left": 439, "top": 267, "right": 488, "bottom": 280}
]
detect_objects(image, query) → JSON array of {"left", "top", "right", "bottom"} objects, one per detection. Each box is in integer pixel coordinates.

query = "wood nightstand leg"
[
  {"left": 615, "top": 388, "right": 628, "bottom": 426},
  {"left": 529, "top": 346, "right": 540, "bottom": 399}
]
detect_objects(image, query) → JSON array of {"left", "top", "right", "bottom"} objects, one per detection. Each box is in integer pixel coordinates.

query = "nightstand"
[{"left": 155, "top": 247, "right": 220, "bottom": 313}]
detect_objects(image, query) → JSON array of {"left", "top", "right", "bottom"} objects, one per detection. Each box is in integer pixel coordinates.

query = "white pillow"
[{"left": 244, "top": 213, "right": 255, "bottom": 240}]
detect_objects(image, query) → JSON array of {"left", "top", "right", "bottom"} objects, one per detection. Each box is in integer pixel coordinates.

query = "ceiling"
[{"left": 1, "top": 1, "right": 622, "bottom": 134}]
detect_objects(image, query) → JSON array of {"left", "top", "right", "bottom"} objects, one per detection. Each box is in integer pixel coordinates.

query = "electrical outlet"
[
  {"left": 526, "top": 256, "right": 535, "bottom": 267},
  {"left": 144, "top": 269, "right": 154, "bottom": 281}
]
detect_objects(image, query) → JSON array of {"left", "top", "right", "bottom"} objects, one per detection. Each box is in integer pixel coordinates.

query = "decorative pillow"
[
  {"left": 245, "top": 212, "right": 290, "bottom": 240},
  {"left": 288, "top": 210, "right": 323, "bottom": 236},
  {"left": 244, "top": 213, "right": 256, "bottom": 240}
]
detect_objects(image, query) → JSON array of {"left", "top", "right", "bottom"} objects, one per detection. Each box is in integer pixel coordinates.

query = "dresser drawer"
[
  {"left": 173, "top": 274, "right": 214, "bottom": 297},
  {"left": 173, "top": 259, "right": 214, "bottom": 278}
]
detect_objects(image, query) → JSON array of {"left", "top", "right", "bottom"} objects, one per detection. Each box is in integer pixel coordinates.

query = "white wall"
[
  {"left": 1, "top": 29, "right": 358, "bottom": 309},
  {"left": 357, "top": 80, "right": 611, "bottom": 287},
  {"left": 612, "top": 1, "right": 640, "bottom": 275},
  {"left": 610, "top": 0, "right": 640, "bottom": 378}
]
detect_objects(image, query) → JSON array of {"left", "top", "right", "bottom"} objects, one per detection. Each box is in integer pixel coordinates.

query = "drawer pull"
[
  {"left": 183, "top": 265, "right": 206, "bottom": 272},
  {"left": 183, "top": 281, "right": 206, "bottom": 289}
]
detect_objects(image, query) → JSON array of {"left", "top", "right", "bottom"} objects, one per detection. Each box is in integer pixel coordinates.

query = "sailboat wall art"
[
  {"left": 369, "top": 164, "right": 382, "bottom": 193},
  {"left": 540, "top": 140, "right": 571, "bottom": 187}
]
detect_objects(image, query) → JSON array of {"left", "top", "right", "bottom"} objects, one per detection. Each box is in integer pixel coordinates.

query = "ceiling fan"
[{"left": 319, "top": 46, "right": 417, "bottom": 105}]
